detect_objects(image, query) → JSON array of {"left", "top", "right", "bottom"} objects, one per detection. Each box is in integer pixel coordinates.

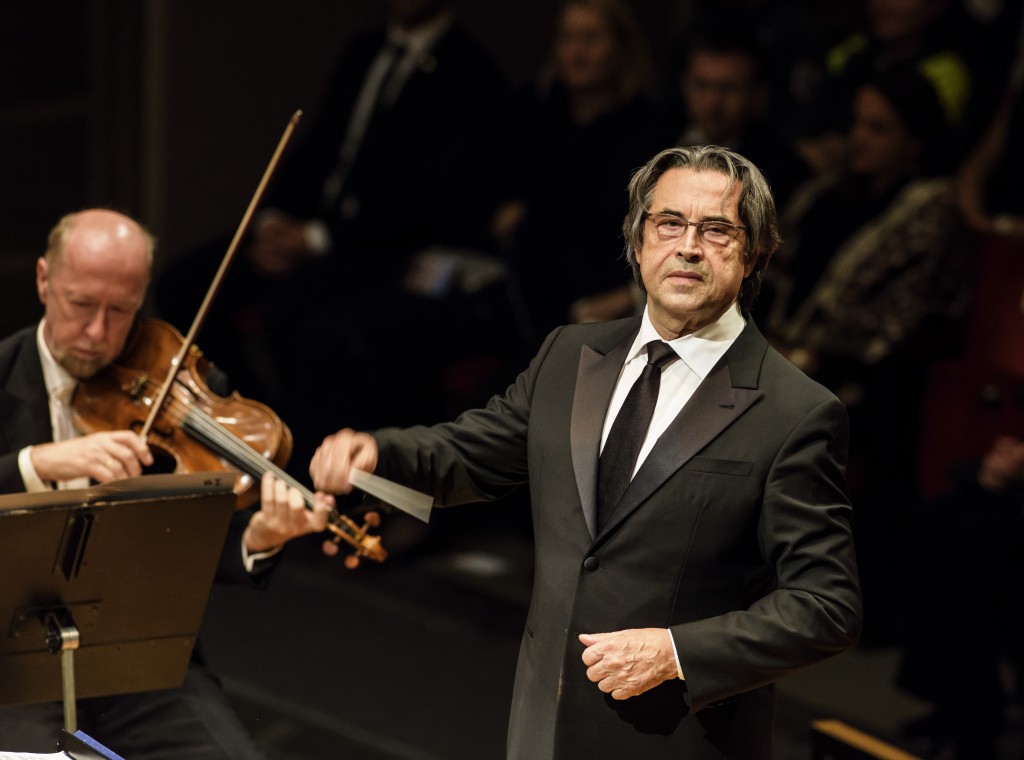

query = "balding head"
[
  {"left": 37, "top": 209, "right": 155, "bottom": 378},
  {"left": 45, "top": 209, "right": 154, "bottom": 276}
]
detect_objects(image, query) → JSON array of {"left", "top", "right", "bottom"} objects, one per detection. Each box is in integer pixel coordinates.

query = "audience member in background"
[
  {"left": 664, "top": 0, "right": 862, "bottom": 141},
  {"left": 896, "top": 32, "right": 1024, "bottom": 754},
  {"left": 956, "top": 30, "right": 1024, "bottom": 242},
  {"left": 793, "top": 0, "right": 980, "bottom": 175},
  {"left": 442, "top": 0, "right": 669, "bottom": 344},
  {"left": 675, "top": 24, "right": 812, "bottom": 210},
  {"left": 155, "top": 0, "right": 506, "bottom": 418},
  {"left": 759, "top": 66, "right": 971, "bottom": 644},
  {"left": 897, "top": 436, "right": 1024, "bottom": 759},
  {"left": 250, "top": 0, "right": 505, "bottom": 278},
  {"left": 951, "top": 16, "right": 1024, "bottom": 381}
]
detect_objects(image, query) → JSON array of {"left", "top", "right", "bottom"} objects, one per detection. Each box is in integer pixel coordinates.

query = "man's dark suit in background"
[
  {"left": 264, "top": 16, "right": 507, "bottom": 268},
  {"left": 155, "top": 4, "right": 508, "bottom": 438}
]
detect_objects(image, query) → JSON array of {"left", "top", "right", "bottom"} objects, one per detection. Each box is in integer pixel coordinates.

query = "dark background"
[{"left": 0, "top": 0, "right": 696, "bottom": 334}]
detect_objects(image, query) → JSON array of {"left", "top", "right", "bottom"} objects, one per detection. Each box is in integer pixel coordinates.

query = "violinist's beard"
[{"left": 51, "top": 346, "right": 108, "bottom": 380}]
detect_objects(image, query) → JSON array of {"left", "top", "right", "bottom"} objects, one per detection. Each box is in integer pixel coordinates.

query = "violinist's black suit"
[
  {"left": 0, "top": 326, "right": 52, "bottom": 492},
  {"left": 371, "top": 316, "right": 862, "bottom": 759},
  {"left": 0, "top": 323, "right": 264, "bottom": 758}
]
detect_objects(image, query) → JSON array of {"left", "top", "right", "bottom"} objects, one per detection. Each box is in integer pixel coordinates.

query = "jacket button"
[{"left": 583, "top": 556, "right": 600, "bottom": 571}]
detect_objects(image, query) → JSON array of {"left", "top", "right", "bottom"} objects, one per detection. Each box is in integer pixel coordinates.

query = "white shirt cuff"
[
  {"left": 241, "top": 536, "right": 283, "bottom": 573},
  {"left": 18, "top": 446, "right": 50, "bottom": 492},
  {"left": 666, "top": 628, "right": 685, "bottom": 680}
]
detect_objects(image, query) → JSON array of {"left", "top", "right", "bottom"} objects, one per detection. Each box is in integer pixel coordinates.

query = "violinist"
[{"left": 0, "top": 208, "right": 327, "bottom": 758}]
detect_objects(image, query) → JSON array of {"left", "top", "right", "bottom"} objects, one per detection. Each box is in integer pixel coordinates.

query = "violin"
[
  {"left": 69, "top": 111, "right": 386, "bottom": 567},
  {"left": 72, "top": 318, "right": 385, "bottom": 565}
]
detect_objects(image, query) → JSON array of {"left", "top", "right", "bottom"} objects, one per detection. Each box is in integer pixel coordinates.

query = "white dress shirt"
[
  {"left": 601, "top": 304, "right": 746, "bottom": 476},
  {"left": 18, "top": 321, "right": 89, "bottom": 491},
  {"left": 601, "top": 303, "right": 746, "bottom": 681}
]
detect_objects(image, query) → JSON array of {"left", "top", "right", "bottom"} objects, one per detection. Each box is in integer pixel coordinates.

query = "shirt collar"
[
  {"left": 387, "top": 10, "right": 453, "bottom": 57},
  {"left": 630, "top": 303, "right": 745, "bottom": 380},
  {"left": 37, "top": 319, "right": 77, "bottom": 401}
]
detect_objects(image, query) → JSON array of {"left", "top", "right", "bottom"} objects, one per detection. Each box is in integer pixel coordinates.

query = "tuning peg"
[{"left": 321, "top": 536, "right": 341, "bottom": 557}]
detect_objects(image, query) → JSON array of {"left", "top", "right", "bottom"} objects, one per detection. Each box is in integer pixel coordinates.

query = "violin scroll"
[{"left": 324, "top": 510, "right": 386, "bottom": 569}]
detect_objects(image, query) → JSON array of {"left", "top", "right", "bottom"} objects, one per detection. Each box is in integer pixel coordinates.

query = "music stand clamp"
[{"left": 44, "top": 608, "right": 81, "bottom": 733}]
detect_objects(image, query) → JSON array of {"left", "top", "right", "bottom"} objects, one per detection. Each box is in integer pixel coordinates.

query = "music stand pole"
[{"left": 45, "top": 610, "right": 81, "bottom": 733}]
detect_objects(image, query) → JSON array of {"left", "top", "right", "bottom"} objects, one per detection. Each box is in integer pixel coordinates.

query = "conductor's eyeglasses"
[{"left": 645, "top": 212, "right": 746, "bottom": 246}]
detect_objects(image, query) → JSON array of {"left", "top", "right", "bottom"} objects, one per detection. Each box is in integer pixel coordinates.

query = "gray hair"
[{"left": 622, "top": 145, "right": 781, "bottom": 311}]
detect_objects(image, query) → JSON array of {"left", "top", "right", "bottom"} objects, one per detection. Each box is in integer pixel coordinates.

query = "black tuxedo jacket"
[
  {"left": 373, "top": 317, "right": 862, "bottom": 759},
  {"left": 0, "top": 325, "right": 252, "bottom": 583}
]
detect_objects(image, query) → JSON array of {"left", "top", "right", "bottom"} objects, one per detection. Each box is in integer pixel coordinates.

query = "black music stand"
[{"left": 0, "top": 472, "right": 238, "bottom": 735}]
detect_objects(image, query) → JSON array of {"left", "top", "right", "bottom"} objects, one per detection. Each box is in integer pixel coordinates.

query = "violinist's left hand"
[{"left": 243, "top": 473, "right": 332, "bottom": 552}]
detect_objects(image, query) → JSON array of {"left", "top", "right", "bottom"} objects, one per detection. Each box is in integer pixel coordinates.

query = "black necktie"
[
  {"left": 320, "top": 42, "right": 408, "bottom": 210},
  {"left": 597, "top": 340, "right": 679, "bottom": 530},
  {"left": 372, "top": 42, "right": 408, "bottom": 115}
]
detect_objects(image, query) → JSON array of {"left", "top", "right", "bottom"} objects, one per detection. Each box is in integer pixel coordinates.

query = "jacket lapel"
[
  {"left": 570, "top": 322, "right": 638, "bottom": 538},
  {"left": 595, "top": 321, "right": 768, "bottom": 540},
  {"left": 0, "top": 327, "right": 54, "bottom": 451}
]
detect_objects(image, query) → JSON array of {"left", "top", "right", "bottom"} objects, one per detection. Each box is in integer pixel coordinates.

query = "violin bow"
[{"left": 139, "top": 110, "right": 302, "bottom": 440}]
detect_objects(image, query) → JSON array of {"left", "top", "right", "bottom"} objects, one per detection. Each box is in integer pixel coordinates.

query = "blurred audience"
[
  {"left": 897, "top": 436, "right": 1024, "bottom": 759},
  {"left": 759, "top": 65, "right": 972, "bottom": 644},
  {"left": 897, "top": 24, "right": 1024, "bottom": 756},
  {"left": 956, "top": 29, "right": 1024, "bottom": 243},
  {"left": 668, "top": 0, "right": 860, "bottom": 152},
  {"left": 155, "top": 0, "right": 506, "bottom": 418},
  {"left": 442, "top": 0, "right": 669, "bottom": 343},
  {"left": 913, "top": 10, "right": 1024, "bottom": 500},
  {"left": 251, "top": 0, "right": 505, "bottom": 276},
  {"left": 674, "top": 23, "right": 812, "bottom": 210},
  {"left": 793, "top": 0, "right": 983, "bottom": 175}
]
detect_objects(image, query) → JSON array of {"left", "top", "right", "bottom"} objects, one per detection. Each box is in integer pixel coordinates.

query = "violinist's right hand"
[
  {"left": 309, "top": 428, "right": 378, "bottom": 495},
  {"left": 30, "top": 431, "right": 153, "bottom": 485}
]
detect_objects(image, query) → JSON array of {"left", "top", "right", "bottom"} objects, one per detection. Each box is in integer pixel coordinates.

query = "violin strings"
[
  {"left": 144, "top": 384, "right": 349, "bottom": 528},
  {"left": 183, "top": 404, "right": 351, "bottom": 528}
]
